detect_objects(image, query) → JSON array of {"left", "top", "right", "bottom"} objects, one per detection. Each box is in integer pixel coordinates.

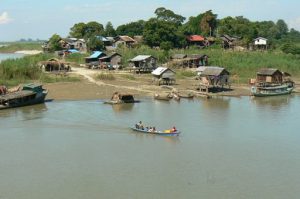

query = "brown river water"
[{"left": 1, "top": 95, "right": 300, "bottom": 199}]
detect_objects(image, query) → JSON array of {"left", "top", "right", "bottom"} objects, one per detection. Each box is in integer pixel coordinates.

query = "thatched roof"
[{"left": 257, "top": 68, "right": 281, "bottom": 76}]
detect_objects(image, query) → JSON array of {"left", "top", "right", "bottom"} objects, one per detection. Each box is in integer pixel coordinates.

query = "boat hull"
[
  {"left": 0, "top": 90, "right": 47, "bottom": 110},
  {"left": 251, "top": 84, "right": 294, "bottom": 97},
  {"left": 131, "top": 127, "right": 180, "bottom": 136}
]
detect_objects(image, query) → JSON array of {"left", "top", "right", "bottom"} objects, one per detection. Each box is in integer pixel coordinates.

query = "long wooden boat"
[
  {"left": 251, "top": 83, "right": 294, "bottom": 97},
  {"left": 0, "top": 83, "right": 48, "bottom": 110},
  {"left": 154, "top": 93, "right": 172, "bottom": 101},
  {"left": 178, "top": 93, "right": 194, "bottom": 99},
  {"left": 131, "top": 126, "right": 180, "bottom": 136}
]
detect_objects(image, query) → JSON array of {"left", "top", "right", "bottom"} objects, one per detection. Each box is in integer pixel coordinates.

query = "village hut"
[
  {"left": 99, "top": 52, "right": 122, "bottom": 69},
  {"left": 129, "top": 55, "right": 157, "bottom": 73},
  {"left": 114, "top": 36, "right": 136, "bottom": 47},
  {"left": 96, "top": 36, "right": 112, "bottom": 46},
  {"left": 40, "top": 58, "right": 71, "bottom": 72},
  {"left": 256, "top": 68, "right": 284, "bottom": 84},
  {"left": 85, "top": 51, "right": 106, "bottom": 64},
  {"left": 186, "top": 35, "right": 206, "bottom": 47},
  {"left": 151, "top": 67, "right": 176, "bottom": 85},
  {"left": 254, "top": 37, "right": 268, "bottom": 50},
  {"left": 197, "top": 66, "right": 230, "bottom": 91},
  {"left": 220, "top": 34, "right": 240, "bottom": 49}
]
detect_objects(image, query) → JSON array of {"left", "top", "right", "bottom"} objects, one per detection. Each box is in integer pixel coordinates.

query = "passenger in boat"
[
  {"left": 171, "top": 126, "right": 177, "bottom": 132},
  {"left": 136, "top": 121, "right": 143, "bottom": 129},
  {"left": 0, "top": 85, "right": 7, "bottom": 95},
  {"left": 153, "top": 127, "right": 156, "bottom": 132},
  {"left": 148, "top": 127, "right": 153, "bottom": 132}
]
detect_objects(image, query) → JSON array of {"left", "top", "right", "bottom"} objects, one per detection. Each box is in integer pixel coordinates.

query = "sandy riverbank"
[{"left": 44, "top": 67, "right": 252, "bottom": 100}]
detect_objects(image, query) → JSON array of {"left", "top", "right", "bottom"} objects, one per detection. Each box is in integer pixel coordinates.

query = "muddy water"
[{"left": 0, "top": 96, "right": 300, "bottom": 199}]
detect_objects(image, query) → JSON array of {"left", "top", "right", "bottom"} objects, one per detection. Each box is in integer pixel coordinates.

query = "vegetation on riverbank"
[
  {"left": 0, "top": 53, "right": 80, "bottom": 86},
  {"left": 0, "top": 42, "right": 42, "bottom": 53}
]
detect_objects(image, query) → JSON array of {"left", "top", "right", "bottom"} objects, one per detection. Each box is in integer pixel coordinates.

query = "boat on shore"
[
  {"left": 251, "top": 68, "right": 295, "bottom": 97},
  {"left": 131, "top": 126, "right": 180, "bottom": 136},
  {"left": 154, "top": 93, "right": 172, "bottom": 101},
  {"left": 0, "top": 83, "right": 48, "bottom": 110},
  {"left": 251, "top": 82, "right": 294, "bottom": 97}
]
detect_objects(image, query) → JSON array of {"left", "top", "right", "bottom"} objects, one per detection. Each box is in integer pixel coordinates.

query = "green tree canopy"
[
  {"left": 104, "top": 21, "right": 116, "bottom": 37},
  {"left": 143, "top": 18, "right": 185, "bottom": 48},
  {"left": 116, "top": 20, "right": 146, "bottom": 37},
  {"left": 87, "top": 35, "right": 104, "bottom": 51},
  {"left": 69, "top": 21, "right": 104, "bottom": 39},
  {"left": 154, "top": 7, "right": 186, "bottom": 26},
  {"left": 48, "top": 34, "right": 62, "bottom": 52}
]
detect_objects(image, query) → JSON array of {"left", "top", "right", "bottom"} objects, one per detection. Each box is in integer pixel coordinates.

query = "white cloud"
[
  {"left": 0, "top": 11, "right": 12, "bottom": 24},
  {"left": 289, "top": 17, "right": 300, "bottom": 31}
]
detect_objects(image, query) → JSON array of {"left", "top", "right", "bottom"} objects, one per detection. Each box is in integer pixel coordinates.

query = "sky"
[{"left": 0, "top": 0, "right": 300, "bottom": 41}]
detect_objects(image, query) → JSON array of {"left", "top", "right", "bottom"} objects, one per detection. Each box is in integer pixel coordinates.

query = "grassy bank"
[
  {"left": 0, "top": 42, "right": 42, "bottom": 53},
  {"left": 0, "top": 53, "right": 80, "bottom": 86}
]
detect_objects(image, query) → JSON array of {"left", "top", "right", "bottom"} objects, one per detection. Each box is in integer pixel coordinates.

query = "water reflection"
[
  {"left": 111, "top": 103, "right": 134, "bottom": 112},
  {"left": 132, "top": 131, "right": 180, "bottom": 144},
  {"left": 200, "top": 97, "right": 230, "bottom": 110},
  {"left": 251, "top": 95, "right": 293, "bottom": 110},
  {"left": 0, "top": 103, "right": 48, "bottom": 120}
]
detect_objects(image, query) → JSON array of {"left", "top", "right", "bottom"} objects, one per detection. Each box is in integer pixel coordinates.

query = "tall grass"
[
  {"left": 95, "top": 73, "right": 116, "bottom": 80},
  {"left": 65, "top": 53, "right": 88, "bottom": 64},
  {"left": 0, "top": 53, "right": 81, "bottom": 86}
]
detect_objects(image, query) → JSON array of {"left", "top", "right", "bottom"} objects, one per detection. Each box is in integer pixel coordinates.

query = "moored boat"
[
  {"left": 131, "top": 126, "right": 180, "bottom": 136},
  {"left": 104, "top": 92, "right": 139, "bottom": 104},
  {"left": 251, "top": 83, "right": 294, "bottom": 97},
  {"left": 251, "top": 68, "right": 295, "bottom": 97},
  {"left": 154, "top": 93, "right": 172, "bottom": 101},
  {"left": 0, "top": 83, "right": 48, "bottom": 110}
]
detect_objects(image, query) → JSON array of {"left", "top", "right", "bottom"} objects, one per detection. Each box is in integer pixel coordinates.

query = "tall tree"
[
  {"left": 154, "top": 7, "right": 186, "bottom": 26},
  {"left": 48, "top": 34, "right": 62, "bottom": 52},
  {"left": 200, "top": 10, "right": 217, "bottom": 36},
  {"left": 105, "top": 21, "right": 116, "bottom": 37},
  {"left": 69, "top": 21, "right": 104, "bottom": 39},
  {"left": 87, "top": 35, "right": 104, "bottom": 51},
  {"left": 116, "top": 20, "right": 145, "bottom": 37},
  {"left": 69, "top": 22, "right": 86, "bottom": 38},
  {"left": 143, "top": 18, "right": 185, "bottom": 48}
]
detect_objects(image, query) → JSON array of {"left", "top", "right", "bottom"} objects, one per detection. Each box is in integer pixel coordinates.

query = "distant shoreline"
[{"left": 14, "top": 50, "right": 42, "bottom": 55}]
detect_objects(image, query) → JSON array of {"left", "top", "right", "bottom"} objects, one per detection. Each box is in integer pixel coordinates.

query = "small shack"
[
  {"left": 85, "top": 51, "right": 106, "bottom": 63},
  {"left": 114, "top": 36, "right": 136, "bottom": 47},
  {"left": 40, "top": 58, "right": 71, "bottom": 72},
  {"left": 256, "top": 68, "right": 283, "bottom": 84},
  {"left": 99, "top": 52, "right": 122, "bottom": 66},
  {"left": 186, "top": 35, "right": 206, "bottom": 47},
  {"left": 254, "top": 37, "right": 268, "bottom": 50},
  {"left": 169, "top": 54, "right": 208, "bottom": 68},
  {"left": 129, "top": 55, "right": 157, "bottom": 73},
  {"left": 151, "top": 67, "right": 176, "bottom": 85},
  {"left": 197, "top": 66, "right": 230, "bottom": 91}
]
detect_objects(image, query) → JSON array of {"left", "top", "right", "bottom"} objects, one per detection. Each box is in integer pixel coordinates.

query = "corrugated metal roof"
[
  {"left": 88, "top": 51, "right": 103, "bottom": 59},
  {"left": 117, "top": 36, "right": 135, "bottom": 42},
  {"left": 152, "top": 67, "right": 167, "bottom": 76},
  {"left": 257, "top": 68, "right": 281, "bottom": 75},
  {"left": 67, "top": 49, "right": 79, "bottom": 53},
  {"left": 96, "top": 36, "right": 109, "bottom": 42},
  {"left": 130, "top": 55, "right": 154, "bottom": 62},
  {"left": 187, "top": 35, "right": 205, "bottom": 42},
  {"left": 201, "top": 66, "right": 229, "bottom": 76}
]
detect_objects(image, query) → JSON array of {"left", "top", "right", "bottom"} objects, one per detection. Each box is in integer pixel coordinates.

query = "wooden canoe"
[{"left": 130, "top": 127, "right": 180, "bottom": 136}]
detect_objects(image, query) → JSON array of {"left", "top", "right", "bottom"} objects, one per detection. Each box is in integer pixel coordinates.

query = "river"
[
  {"left": 0, "top": 96, "right": 300, "bottom": 199},
  {"left": 0, "top": 53, "right": 24, "bottom": 62}
]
